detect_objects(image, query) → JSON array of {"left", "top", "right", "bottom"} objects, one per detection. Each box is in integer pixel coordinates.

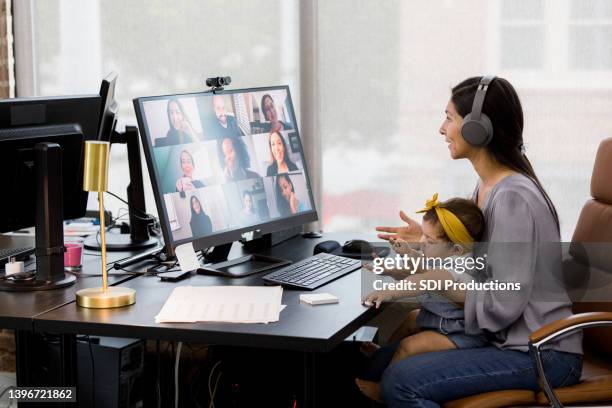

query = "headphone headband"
[{"left": 470, "top": 75, "right": 496, "bottom": 121}]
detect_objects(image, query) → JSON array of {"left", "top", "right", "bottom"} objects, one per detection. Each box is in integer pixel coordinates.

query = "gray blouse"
[{"left": 464, "top": 174, "right": 582, "bottom": 354}]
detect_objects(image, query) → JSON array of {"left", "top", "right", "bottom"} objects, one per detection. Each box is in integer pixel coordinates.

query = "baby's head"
[{"left": 419, "top": 196, "right": 484, "bottom": 258}]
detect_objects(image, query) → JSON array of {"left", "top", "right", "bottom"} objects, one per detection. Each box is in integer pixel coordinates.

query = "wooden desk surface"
[
  {"left": 34, "top": 234, "right": 382, "bottom": 352},
  {"left": 0, "top": 235, "right": 156, "bottom": 330}
]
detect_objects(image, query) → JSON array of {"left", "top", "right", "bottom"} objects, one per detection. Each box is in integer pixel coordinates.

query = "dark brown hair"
[
  {"left": 423, "top": 198, "right": 485, "bottom": 242},
  {"left": 451, "top": 76, "right": 560, "bottom": 233}
]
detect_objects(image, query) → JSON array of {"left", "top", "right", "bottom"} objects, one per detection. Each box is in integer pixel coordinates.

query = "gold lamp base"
[{"left": 76, "top": 287, "right": 136, "bottom": 309}]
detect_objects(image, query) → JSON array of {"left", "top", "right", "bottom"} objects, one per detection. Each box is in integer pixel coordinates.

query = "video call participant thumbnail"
[
  {"left": 261, "top": 93, "right": 293, "bottom": 133},
  {"left": 240, "top": 191, "right": 260, "bottom": 225},
  {"left": 275, "top": 173, "right": 307, "bottom": 216},
  {"left": 211, "top": 95, "right": 244, "bottom": 138},
  {"left": 176, "top": 150, "right": 205, "bottom": 195},
  {"left": 217, "top": 137, "right": 260, "bottom": 182},
  {"left": 156, "top": 98, "right": 200, "bottom": 147},
  {"left": 266, "top": 131, "right": 298, "bottom": 176},
  {"left": 189, "top": 194, "right": 213, "bottom": 237}
]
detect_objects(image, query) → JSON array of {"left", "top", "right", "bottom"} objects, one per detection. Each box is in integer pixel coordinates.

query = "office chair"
[{"left": 444, "top": 138, "right": 612, "bottom": 408}]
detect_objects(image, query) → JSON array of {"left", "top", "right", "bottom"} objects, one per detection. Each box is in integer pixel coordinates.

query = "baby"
[{"left": 357, "top": 194, "right": 488, "bottom": 402}]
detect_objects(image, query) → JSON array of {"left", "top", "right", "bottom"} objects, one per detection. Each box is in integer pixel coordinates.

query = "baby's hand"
[
  {"left": 390, "top": 238, "right": 421, "bottom": 256},
  {"left": 362, "top": 290, "right": 395, "bottom": 309}
]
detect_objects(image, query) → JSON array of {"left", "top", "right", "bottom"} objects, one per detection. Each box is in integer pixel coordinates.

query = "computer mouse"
[
  {"left": 313, "top": 240, "right": 341, "bottom": 255},
  {"left": 342, "top": 239, "right": 374, "bottom": 254}
]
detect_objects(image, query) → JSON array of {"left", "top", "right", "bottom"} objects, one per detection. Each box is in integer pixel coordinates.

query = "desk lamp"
[{"left": 76, "top": 141, "right": 136, "bottom": 308}]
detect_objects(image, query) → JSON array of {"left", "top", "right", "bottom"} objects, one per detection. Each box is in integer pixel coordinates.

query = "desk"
[
  {"left": 33, "top": 234, "right": 379, "bottom": 407},
  {"left": 0, "top": 234, "right": 157, "bottom": 389}
]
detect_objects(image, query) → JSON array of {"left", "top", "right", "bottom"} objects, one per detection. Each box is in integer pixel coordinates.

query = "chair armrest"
[
  {"left": 530, "top": 312, "right": 612, "bottom": 344},
  {"left": 528, "top": 311, "right": 612, "bottom": 407}
]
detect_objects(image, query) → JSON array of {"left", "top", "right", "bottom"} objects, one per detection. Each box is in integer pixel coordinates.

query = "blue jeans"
[{"left": 380, "top": 347, "right": 582, "bottom": 408}]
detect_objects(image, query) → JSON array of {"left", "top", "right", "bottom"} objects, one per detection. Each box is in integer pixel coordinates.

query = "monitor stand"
[
  {"left": 0, "top": 143, "right": 76, "bottom": 291},
  {"left": 197, "top": 242, "right": 291, "bottom": 278},
  {"left": 84, "top": 126, "right": 158, "bottom": 251}
]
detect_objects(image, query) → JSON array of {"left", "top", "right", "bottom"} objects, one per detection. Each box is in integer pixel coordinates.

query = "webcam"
[{"left": 206, "top": 76, "right": 231, "bottom": 90}]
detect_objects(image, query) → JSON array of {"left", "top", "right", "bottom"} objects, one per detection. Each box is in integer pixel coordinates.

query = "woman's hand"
[
  {"left": 362, "top": 290, "right": 396, "bottom": 309},
  {"left": 183, "top": 179, "right": 195, "bottom": 191},
  {"left": 270, "top": 121, "right": 282, "bottom": 133},
  {"left": 289, "top": 192, "right": 299, "bottom": 213},
  {"left": 180, "top": 119, "right": 194, "bottom": 135},
  {"left": 376, "top": 211, "right": 423, "bottom": 242},
  {"left": 176, "top": 179, "right": 184, "bottom": 192}
]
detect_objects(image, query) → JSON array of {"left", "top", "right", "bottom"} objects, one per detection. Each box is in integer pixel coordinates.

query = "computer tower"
[{"left": 77, "top": 337, "right": 144, "bottom": 408}]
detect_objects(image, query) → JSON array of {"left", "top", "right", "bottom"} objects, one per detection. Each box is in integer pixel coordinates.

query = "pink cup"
[{"left": 64, "top": 243, "right": 83, "bottom": 268}]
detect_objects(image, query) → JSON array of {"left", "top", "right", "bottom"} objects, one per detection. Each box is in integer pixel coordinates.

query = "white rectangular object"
[
  {"left": 299, "top": 293, "right": 339, "bottom": 305},
  {"left": 174, "top": 242, "right": 201, "bottom": 273},
  {"left": 155, "top": 285, "right": 283, "bottom": 324}
]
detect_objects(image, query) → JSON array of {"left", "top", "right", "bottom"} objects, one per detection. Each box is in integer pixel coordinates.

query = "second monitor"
[{"left": 134, "top": 86, "right": 317, "bottom": 275}]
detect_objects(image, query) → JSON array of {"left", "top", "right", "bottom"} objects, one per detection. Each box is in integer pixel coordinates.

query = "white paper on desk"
[
  {"left": 175, "top": 242, "right": 201, "bottom": 272},
  {"left": 155, "top": 286, "right": 283, "bottom": 324}
]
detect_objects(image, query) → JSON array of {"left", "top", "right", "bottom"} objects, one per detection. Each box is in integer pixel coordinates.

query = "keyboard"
[
  {"left": 0, "top": 247, "right": 35, "bottom": 265},
  {"left": 262, "top": 253, "right": 362, "bottom": 290}
]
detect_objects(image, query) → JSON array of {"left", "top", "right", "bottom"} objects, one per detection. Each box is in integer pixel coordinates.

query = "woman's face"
[
  {"left": 191, "top": 198, "right": 201, "bottom": 214},
  {"left": 278, "top": 177, "right": 292, "bottom": 201},
  {"left": 222, "top": 138, "right": 237, "bottom": 170},
  {"left": 244, "top": 194, "right": 253, "bottom": 211},
  {"left": 169, "top": 101, "right": 184, "bottom": 130},
  {"left": 270, "top": 133, "right": 285, "bottom": 163},
  {"left": 439, "top": 100, "right": 473, "bottom": 160},
  {"left": 180, "top": 152, "right": 194, "bottom": 176},
  {"left": 263, "top": 97, "right": 278, "bottom": 122}
]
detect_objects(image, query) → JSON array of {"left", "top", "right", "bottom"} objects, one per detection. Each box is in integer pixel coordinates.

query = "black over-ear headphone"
[{"left": 461, "top": 75, "right": 496, "bottom": 147}]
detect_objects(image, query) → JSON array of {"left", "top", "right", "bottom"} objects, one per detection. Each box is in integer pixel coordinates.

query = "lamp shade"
[{"left": 83, "top": 141, "right": 110, "bottom": 192}]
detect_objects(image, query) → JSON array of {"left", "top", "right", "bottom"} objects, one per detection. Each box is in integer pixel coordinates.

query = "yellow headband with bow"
[{"left": 416, "top": 193, "right": 474, "bottom": 244}]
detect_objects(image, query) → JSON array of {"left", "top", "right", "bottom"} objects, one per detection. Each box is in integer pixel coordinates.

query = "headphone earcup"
[{"left": 461, "top": 113, "right": 494, "bottom": 147}]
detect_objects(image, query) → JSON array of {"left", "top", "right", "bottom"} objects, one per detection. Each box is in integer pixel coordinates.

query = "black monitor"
[
  {"left": 0, "top": 95, "right": 101, "bottom": 232},
  {"left": 83, "top": 72, "right": 159, "bottom": 252},
  {"left": 0, "top": 94, "right": 101, "bottom": 290},
  {"left": 98, "top": 71, "right": 119, "bottom": 141},
  {"left": 134, "top": 86, "right": 317, "bottom": 274}
]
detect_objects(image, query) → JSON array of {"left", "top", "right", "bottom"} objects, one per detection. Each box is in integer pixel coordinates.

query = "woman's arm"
[
  {"left": 376, "top": 211, "right": 423, "bottom": 242},
  {"left": 464, "top": 190, "right": 537, "bottom": 333}
]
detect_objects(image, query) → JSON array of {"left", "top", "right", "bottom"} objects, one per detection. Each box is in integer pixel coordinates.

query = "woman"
[
  {"left": 155, "top": 99, "right": 198, "bottom": 147},
  {"left": 217, "top": 137, "right": 260, "bottom": 182},
  {"left": 260, "top": 94, "right": 293, "bottom": 133},
  {"left": 189, "top": 194, "right": 212, "bottom": 237},
  {"left": 266, "top": 131, "right": 298, "bottom": 176},
  {"left": 275, "top": 173, "right": 305, "bottom": 216},
  {"left": 240, "top": 191, "right": 260, "bottom": 225},
  {"left": 369, "top": 76, "right": 582, "bottom": 407},
  {"left": 175, "top": 150, "right": 205, "bottom": 194}
]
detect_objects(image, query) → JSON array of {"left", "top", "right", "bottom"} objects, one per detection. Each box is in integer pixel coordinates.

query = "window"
[
  {"left": 491, "top": 0, "right": 612, "bottom": 88},
  {"left": 319, "top": 1, "right": 610, "bottom": 240},
  {"left": 499, "top": 0, "right": 545, "bottom": 70},
  {"left": 569, "top": 0, "right": 612, "bottom": 70},
  {"left": 15, "top": 1, "right": 611, "bottom": 241},
  {"left": 16, "top": 0, "right": 300, "bottom": 218}
]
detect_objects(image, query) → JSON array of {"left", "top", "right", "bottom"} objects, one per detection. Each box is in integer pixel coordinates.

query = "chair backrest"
[{"left": 570, "top": 137, "right": 612, "bottom": 358}]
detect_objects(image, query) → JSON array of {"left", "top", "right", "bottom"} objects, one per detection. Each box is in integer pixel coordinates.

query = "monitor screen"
[{"left": 134, "top": 86, "right": 317, "bottom": 252}]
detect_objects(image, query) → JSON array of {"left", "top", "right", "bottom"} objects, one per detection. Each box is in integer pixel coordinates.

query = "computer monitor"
[
  {"left": 0, "top": 95, "right": 101, "bottom": 232},
  {"left": 98, "top": 71, "right": 119, "bottom": 141},
  {"left": 84, "top": 72, "right": 159, "bottom": 251},
  {"left": 134, "top": 86, "right": 317, "bottom": 269},
  {"left": 0, "top": 94, "right": 101, "bottom": 290}
]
